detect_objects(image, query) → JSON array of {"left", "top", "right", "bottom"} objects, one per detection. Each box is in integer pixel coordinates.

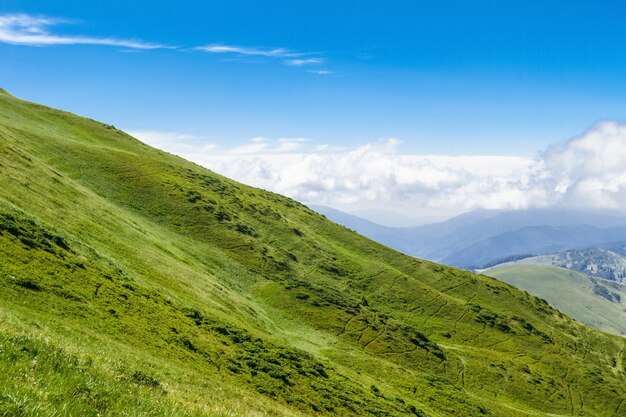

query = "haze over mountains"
[
  {"left": 2, "top": 90, "right": 625, "bottom": 416},
  {"left": 348, "top": 209, "right": 426, "bottom": 228},
  {"left": 313, "top": 205, "right": 626, "bottom": 270}
]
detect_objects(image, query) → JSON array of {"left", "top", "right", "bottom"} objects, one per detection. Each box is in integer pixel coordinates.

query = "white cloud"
[
  {"left": 534, "top": 121, "right": 626, "bottom": 210},
  {"left": 127, "top": 122, "right": 626, "bottom": 218},
  {"left": 196, "top": 44, "right": 294, "bottom": 57},
  {"left": 286, "top": 58, "right": 324, "bottom": 66},
  {"left": 0, "top": 14, "right": 167, "bottom": 49},
  {"left": 1, "top": 13, "right": 330, "bottom": 72},
  {"left": 196, "top": 43, "right": 328, "bottom": 69}
]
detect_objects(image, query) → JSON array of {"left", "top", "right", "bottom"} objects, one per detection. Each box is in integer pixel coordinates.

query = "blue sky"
[
  {"left": 3, "top": 1, "right": 626, "bottom": 155},
  {"left": 3, "top": 1, "right": 626, "bottom": 219}
]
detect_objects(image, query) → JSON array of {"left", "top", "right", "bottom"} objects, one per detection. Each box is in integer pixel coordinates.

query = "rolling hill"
[
  {"left": 486, "top": 264, "right": 626, "bottom": 336},
  {"left": 1, "top": 88, "right": 625, "bottom": 416},
  {"left": 507, "top": 248, "right": 626, "bottom": 283}
]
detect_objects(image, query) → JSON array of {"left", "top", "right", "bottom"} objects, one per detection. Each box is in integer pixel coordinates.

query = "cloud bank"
[{"left": 129, "top": 122, "right": 626, "bottom": 218}]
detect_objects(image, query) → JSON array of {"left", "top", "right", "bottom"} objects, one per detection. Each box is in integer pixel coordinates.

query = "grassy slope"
[
  {"left": 486, "top": 264, "right": 626, "bottom": 336},
  {"left": 0, "top": 88, "right": 624, "bottom": 417}
]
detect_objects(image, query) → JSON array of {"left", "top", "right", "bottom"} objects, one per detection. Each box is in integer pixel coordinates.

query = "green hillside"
[
  {"left": 486, "top": 264, "right": 626, "bottom": 336},
  {"left": 0, "top": 88, "right": 624, "bottom": 417}
]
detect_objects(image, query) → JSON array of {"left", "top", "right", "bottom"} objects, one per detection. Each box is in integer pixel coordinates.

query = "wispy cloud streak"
[
  {"left": 196, "top": 44, "right": 295, "bottom": 57},
  {"left": 197, "top": 43, "right": 327, "bottom": 68},
  {"left": 0, "top": 14, "right": 168, "bottom": 49},
  {"left": 285, "top": 58, "right": 324, "bottom": 66},
  {"left": 1, "top": 13, "right": 331, "bottom": 71}
]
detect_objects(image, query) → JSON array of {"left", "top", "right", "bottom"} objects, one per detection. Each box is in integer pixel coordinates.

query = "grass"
[
  {"left": 0, "top": 87, "right": 625, "bottom": 416},
  {"left": 0, "top": 317, "right": 202, "bottom": 417},
  {"left": 486, "top": 263, "right": 626, "bottom": 336}
]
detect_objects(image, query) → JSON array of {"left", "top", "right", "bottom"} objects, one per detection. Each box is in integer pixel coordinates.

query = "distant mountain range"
[{"left": 311, "top": 205, "right": 626, "bottom": 269}]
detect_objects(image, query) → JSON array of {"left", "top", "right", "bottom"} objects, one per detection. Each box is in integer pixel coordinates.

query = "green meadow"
[
  {"left": 0, "top": 88, "right": 624, "bottom": 416},
  {"left": 487, "top": 263, "right": 626, "bottom": 336}
]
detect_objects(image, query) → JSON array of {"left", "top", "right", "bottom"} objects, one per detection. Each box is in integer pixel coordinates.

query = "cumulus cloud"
[
  {"left": 535, "top": 121, "right": 626, "bottom": 210},
  {"left": 0, "top": 14, "right": 167, "bottom": 49},
  {"left": 127, "top": 122, "right": 626, "bottom": 218}
]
